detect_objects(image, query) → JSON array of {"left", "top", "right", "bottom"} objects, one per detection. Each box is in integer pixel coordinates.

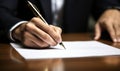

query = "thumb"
[{"left": 94, "top": 23, "right": 101, "bottom": 40}]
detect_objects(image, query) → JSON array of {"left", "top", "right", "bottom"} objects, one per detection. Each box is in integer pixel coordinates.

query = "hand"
[
  {"left": 94, "top": 9, "right": 120, "bottom": 42},
  {"left": 13, "top": 17, "right": 62, "bottom": 48}
]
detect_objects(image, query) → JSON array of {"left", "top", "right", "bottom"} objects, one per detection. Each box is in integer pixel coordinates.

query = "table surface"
[{"left": 0, "top": 33, "right": 120, "bottom": 71}]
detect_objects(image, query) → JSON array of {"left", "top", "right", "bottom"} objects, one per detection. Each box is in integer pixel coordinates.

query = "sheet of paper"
[{"left": 10, "top": 41, "right": 120, "bottom": 59}]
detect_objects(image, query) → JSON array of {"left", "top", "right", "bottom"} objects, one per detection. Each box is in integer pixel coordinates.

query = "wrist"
[
  {"left": 12, "top": 23, "right": 27, "bottom": 42},
  {"left": 9, "top": 21, "right": 28, "bottom": 41}
]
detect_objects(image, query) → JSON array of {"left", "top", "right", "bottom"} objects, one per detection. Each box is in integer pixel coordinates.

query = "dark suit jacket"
[{"left": 0, "top": 0, "right": 120, "bottom": 42}]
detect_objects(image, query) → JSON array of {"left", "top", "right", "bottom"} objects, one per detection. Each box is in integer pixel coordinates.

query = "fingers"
[
  {"left": 113, "top": 23, "right": 120, "bottom": 42},
  {"left": 30, "top": 17, "right": 62, "bottom": 43},
  {"left": 95, "top": 20, "right": 117, "bottom": 42},
  {"left": 49, "top": 25, "right": 62, "bottom": 43},
  {"left": 22, "top": 31, "right": 49, "bottom": 48},
  {"left": 25, "top": 22, "right": 57, "bottom": 46},
  {"left": 105, "top": 21, "right": 117, "bottom": 42},
  {"left": 95, "top": 20, "right": 120, "bottom": 42},
  {"left": 94, "top": 9, "right": 120, "bottom": 42},
  {"left": 94, "top": 23, "right": 101, "bottom": 40}
]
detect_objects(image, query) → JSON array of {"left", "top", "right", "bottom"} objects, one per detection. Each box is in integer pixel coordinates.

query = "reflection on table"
[{"left": 0, "top": 33, "right": 120, "bottom": 71}]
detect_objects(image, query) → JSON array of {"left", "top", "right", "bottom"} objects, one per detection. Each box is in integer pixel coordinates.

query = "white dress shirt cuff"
[{"left": 9, "top": 21, "right": 28, "bottom": 41}]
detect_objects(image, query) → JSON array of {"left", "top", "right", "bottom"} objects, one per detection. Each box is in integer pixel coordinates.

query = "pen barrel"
[{"left": 27, "top": 1, "right": 48, "bottom": 24}]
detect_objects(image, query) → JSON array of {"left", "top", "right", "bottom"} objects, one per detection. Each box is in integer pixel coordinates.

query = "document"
[{"left": 10, "top": 41, "right": 120, "bottom": 59}]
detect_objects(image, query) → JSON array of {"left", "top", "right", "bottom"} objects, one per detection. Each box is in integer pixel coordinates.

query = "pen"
[{"left": 27, "top": 0, "right": 66, "bottom": 49}]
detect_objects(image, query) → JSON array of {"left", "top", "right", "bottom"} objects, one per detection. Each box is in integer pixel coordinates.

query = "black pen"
[{"left": 27, "top": 0, "right": 66, "bottom": 49}]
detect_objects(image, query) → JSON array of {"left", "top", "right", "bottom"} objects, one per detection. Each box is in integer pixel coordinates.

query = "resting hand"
[
  {"left": 94, "top": 9, "right": 120, "bottom": 42},
  {"left": 12, "top": 17, "right": 62, "bottom": 48}
]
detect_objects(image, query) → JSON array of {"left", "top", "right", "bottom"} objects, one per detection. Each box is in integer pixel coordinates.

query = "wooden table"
[{"left": 0, "top": 33, "right": 120, "bottom": 71}]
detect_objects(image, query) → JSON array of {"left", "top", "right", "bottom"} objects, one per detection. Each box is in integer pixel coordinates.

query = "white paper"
[{"left": 10, "top": 41, "right": 120, "bottom": 59}]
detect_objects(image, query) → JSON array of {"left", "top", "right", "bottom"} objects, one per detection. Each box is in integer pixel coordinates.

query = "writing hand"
[{"left": 13, "top": 17, "right": 62, "bottom": 48}]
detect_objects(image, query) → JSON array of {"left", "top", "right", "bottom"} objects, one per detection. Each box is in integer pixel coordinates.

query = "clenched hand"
[{"left": 13, "top": 17, "right": 62, "bottom": 48}]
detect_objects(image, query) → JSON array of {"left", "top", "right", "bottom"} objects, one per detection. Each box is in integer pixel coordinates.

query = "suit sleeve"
[
  {"left": 92, "top": 0, "right": 120, "bottom": 20},
  {"left": 0, "top": 0, "right": 23, "bottom": 42}
]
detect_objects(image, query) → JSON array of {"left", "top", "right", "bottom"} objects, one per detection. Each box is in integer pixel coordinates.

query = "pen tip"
[{"left": 59, "top": 42, "right": 66, "bottom": 49}]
